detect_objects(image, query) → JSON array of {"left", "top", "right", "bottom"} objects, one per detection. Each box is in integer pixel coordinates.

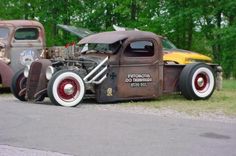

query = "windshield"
[
  {"left": 0, "top": 27, "right": 9, "bottom": 39},
  {"left": 161, "top": 38, "right": 177, "bottom": 50},
  {"left": 80, "top": 41, "right": 121, "bottom": 54}
]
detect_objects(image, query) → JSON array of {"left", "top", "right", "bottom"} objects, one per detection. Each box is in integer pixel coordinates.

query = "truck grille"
[{"left": 26, "top": 62, "right": 42, "bottom": 100}]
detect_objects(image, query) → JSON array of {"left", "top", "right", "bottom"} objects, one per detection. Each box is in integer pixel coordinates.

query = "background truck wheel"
[
  {"left": 10, "top": 69, "right": 27, "bottom": 101},
  {"left": 179, "top": 63, "right": 215, "bottom": 100},
  {"left": 47, "top": 70, "right": 85, "bottom": 107}
]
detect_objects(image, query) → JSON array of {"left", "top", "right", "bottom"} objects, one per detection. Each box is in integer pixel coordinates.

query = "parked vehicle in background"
[
  {"left": 11, "top": 30, "right": 221, "bottom": 107},
  {"left": 0, "top": 20, "right": 45, "bottom": 88},
  {"left": 0, "top": 20, "right": 87, "bottom": 89},
  {"left": 161, "top": 38, "right": 212, "bottom": 64}
]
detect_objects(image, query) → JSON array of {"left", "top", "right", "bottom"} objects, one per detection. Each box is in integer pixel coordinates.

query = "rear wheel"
[
  {"left": 47, "top": 70, "right": 85, "bottom": 107},
  {"left": 179, "top": 63, "right": 215, "bottom": 100},
  {"left": 11, "top": 69, "right": 27, "bottom": 101}
]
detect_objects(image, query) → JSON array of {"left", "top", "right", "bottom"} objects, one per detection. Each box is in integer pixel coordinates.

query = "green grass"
[
  {"left": 122, "top": 80, "right": 236, "bottom": 116},
  {"left": 1, "top": 79, "right": 236, "bottom": 116}
]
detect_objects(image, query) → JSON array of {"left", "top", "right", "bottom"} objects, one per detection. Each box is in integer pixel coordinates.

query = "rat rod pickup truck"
[{"left": 11, "top": 30, "right": 220, "bottom": 107}]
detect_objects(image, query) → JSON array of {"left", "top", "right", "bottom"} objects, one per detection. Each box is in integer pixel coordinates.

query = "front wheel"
[
  {"left": 179, "top": 63, "right": 215, "bottom": 100},
  {"left": 10, "top": 69, "right": 27, "bottom": 101},
  {"left": 47, "top": 70, "right": 85, "bottom": 107}
]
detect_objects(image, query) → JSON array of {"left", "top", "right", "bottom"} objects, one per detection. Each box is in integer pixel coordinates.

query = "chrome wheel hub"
[
  {"left": 64, "top": 84, "right": 74, "bottom": 95},
  {"left": 197, "top": 77, "right": 204, "bottom": 87}
]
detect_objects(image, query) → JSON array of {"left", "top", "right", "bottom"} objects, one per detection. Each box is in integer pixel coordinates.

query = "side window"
[
  {"left": 15, "top": 28, "right": 39, "bottom": 40},
  {"left": 125, "top": 41, "right": 154, "bottom": 57}
]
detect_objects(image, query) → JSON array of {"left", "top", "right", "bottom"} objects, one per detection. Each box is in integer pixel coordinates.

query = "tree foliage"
[{"left": 0, "top": 0, "right": 235, "bottom": 78}]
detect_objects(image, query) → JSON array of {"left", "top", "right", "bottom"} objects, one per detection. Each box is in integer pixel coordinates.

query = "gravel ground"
[
  {"left": 2, "top": 94, "right": 236, "bottom": 123},
  {"left": 80, "top": 103, "right": 236, "bottom": 123}
]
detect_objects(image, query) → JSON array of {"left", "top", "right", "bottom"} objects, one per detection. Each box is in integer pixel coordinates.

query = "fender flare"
[{"left": 0, "top": 60, "right": 14, "bottom": 87}]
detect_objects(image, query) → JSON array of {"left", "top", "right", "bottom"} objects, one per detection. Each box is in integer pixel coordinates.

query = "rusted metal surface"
[
  {"left": 0, "top": 20, "right": 44, "bottom": 28},
  {"left": 21, "top": 30, "right": 218, "bottom": 105},
  {"left": 79, "top": 32, "right": 127, "bottom": 44},
  {"left": 26, "top": 59, "right": 51, "bottom": 100},
  {"left": 25, "top": 31, "right": 167, "bottom": 103},
  {"left": 163, "top": 65, "right": 184, "bottom": 93},
  {"left": 0, "top": 60, "right": 13, "bottom": 87},
  {"left": 87, "top": 31, "right": 164, "bottom": 102},
  {"left": 0, "top": 20, "right": 45, "bottom": 48},
  {"left": 79, "top": 30, "right": 160, "bottom": 44},
  {"left": 0, "top": 41, "right": 10, "bottom": 64},
  {"left": 0, "top": 20, "right": 45, "bottom": 74}
]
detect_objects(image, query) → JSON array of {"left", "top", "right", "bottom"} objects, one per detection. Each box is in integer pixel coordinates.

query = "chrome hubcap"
[
  {"left": 64, "top": 84, "right": 74, "bottom": 95},
  {"left": 197, "top": 77, "right": 204, "bottom": 87}
]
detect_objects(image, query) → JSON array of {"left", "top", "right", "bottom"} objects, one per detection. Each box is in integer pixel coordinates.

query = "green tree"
[{"left": 1, "top": 0, "right": 235, "bottom": 78}]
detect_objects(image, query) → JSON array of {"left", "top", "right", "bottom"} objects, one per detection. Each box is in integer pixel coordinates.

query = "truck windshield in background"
[
  {"left": 0, "top": 27, "right": 9, "bottom": 40},
  {"left": 14, "top": 28, "right": 39, "bottom": 40}
]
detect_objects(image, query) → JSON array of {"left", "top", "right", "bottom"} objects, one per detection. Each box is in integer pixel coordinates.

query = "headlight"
[
  {"left": 24, "top": 65, "right": 30, "bottom": 78},
  {"left": 46, "top": 66, "right": 55, "bottom": 80}
]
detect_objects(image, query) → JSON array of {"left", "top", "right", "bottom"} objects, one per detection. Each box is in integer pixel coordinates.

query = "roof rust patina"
[
  {"left": 0, "top": 20, "right": 44, "bottom": 28},
  {"left": 0, "top": 20, "right": 45, "bottom": 47},
  {"left": 79, "top": 30, "right": 160, "bottom": 44}
]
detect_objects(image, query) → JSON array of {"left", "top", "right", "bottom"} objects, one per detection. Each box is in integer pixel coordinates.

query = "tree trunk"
[
  {"left": 213, "top": 11, "right": 222, "bottom": 63},
  {"left": 187, "top": 15, "right": 193, "bottom": 50},
  {"left": 131, "top": 0, "right": 137, "bottom": 20},
  {"left": 63, "top": 0, "right": 70, "bottom": 41},
  {"left": 51, "top": 1, "right": 58, "bottom": 46}
]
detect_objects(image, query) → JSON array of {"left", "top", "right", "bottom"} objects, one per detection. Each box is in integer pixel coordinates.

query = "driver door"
[{"left": 117, "top": 39, "right": 162, "bottom": 99}]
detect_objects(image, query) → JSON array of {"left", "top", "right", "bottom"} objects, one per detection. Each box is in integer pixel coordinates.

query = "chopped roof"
[{"left": 79, "top": 30, "right": 159, "bottom": 44}]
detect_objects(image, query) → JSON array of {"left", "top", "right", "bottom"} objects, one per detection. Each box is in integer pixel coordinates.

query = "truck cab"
[
  {"left": 89, "top": 31, "right": 164, "bottom": 102},
  {"left": 0, "top": 20, "right": 45, "bottom": 87}
]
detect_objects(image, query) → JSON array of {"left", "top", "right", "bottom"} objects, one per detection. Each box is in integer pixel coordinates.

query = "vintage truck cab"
[
  {"left": 11, "top": 30, "right": 219, "bottom": 107},
  {"left": 0, "top": 20, "right": 45, "bottom": 88}
]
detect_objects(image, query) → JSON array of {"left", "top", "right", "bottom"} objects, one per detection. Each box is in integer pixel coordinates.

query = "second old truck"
[
  {"left": 12, "top": 30, "right": 221, "bottom": 107},
  {"left": 0, "top": 20, "right": 45, "bottom": 88}
]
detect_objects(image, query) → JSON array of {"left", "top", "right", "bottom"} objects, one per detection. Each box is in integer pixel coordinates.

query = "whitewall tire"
[
  {"left": 47, "top": 70, "right": 85, "bottom": 107},
  {"left": 179, "top": 63, "right": 215, "bottom": 100}
]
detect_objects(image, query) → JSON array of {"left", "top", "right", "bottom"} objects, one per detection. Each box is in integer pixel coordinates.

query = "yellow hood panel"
[{"left": 163, "top": 49, "right": 212, "bottom": 64}]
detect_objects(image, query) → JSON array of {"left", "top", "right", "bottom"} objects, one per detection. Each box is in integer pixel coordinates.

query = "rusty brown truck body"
[
  {"left": 12, "top": 30, "right": 220, "bottom": 107},
  {"left": 0, "top": 20, "right": 45, "bottom": 88}
]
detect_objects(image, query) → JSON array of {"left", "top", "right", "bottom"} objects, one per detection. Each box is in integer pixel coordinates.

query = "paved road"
[{"left": 0, "top": 95, "right": 236, "bottom": 156}]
